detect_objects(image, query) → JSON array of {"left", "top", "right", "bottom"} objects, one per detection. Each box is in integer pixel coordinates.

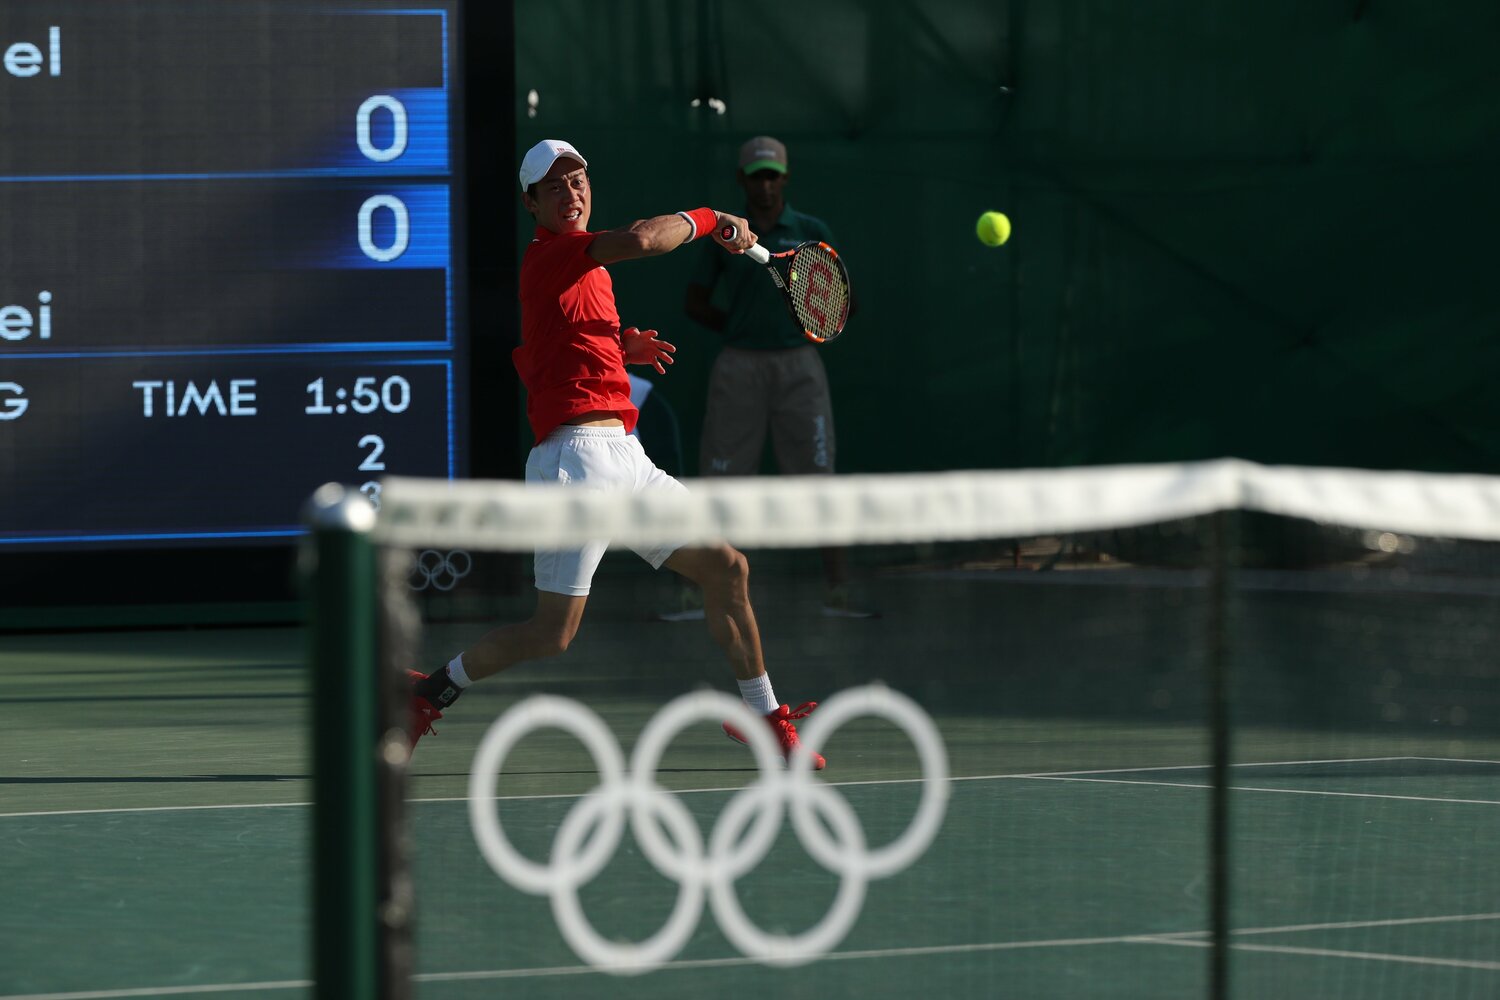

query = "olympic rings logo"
[
  {"left": 407, "top": 549, "right": 471, "bottom": 592},
  {"left": 467, "top": 685, "right": 949, "bottom": 974}
]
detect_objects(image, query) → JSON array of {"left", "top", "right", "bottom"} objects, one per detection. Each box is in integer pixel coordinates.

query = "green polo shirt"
[{"left": 689, "top": 203, "right": 836, "bottom": 350}]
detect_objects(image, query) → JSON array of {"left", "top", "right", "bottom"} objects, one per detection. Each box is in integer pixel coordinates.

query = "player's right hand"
[{"left": 712, "top": 213, "right": 758, "bottom": 254}]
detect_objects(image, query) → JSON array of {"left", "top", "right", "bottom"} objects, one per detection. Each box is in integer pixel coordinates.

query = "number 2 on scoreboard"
[
  {"left": 359, "top": 434, "right": 385, "bottom": 471},
  {"left": 358, "top": 434, "right": 385, "bottom": 510}
]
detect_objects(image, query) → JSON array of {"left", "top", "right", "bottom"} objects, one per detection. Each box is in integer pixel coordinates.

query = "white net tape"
[{"left": 374, "top": 459, "right": 1500, "bottom": 551}]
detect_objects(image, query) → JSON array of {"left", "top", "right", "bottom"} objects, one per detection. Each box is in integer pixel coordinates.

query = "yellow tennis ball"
[{"left": 976, "top": 211, "right": 1011, "bottom": 247}]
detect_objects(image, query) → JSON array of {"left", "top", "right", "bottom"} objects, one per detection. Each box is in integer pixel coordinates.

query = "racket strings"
[{"left": 789, "top": 245, "right": 849, "bottom": 341}]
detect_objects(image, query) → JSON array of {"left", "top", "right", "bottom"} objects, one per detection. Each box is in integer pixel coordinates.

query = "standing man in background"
[{"left": 661, "top": 136, "right": 875, "bottom": 621}]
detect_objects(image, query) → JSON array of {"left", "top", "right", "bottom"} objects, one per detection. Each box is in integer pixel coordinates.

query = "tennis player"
[{"left": 407, "top": 139, "right": 826, "bottom": 768}]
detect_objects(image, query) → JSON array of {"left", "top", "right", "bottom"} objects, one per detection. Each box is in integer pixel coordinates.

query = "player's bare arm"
[{"left": 590, "top": 210, "right": 757, "bottom": 265}]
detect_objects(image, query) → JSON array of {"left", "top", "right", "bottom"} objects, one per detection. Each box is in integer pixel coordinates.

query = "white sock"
[
  {"left": 737, "top": 673, "right": 778, "bottom": 716},
  {"left": 446, "top": 654, "right": 474, "bottom": 689}
]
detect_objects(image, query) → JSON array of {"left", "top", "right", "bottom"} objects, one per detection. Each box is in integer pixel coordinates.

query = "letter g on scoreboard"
[{"left": 0, "top": 382, "right": 28, "bottom": 420}]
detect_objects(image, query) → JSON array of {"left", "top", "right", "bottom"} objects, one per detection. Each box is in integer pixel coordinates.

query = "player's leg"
[
  {"left": 408, "top": 428, "right": 609, "bottom": 745},
  {"left": 662, "top": 543, "right": 824, "bottom": 768},
  {"left": 408, "top": 549, "right": 599, "bottom": 744},
  {"left": 628, "top": 433, "right": 824, "bottom": 767},
  {"left": 629, "top": 433, "right": 764, "bottom": 676},
  {"left": 451, "top": 590, "right": 589, "bottom": 682},
  {"left": 661, "top": 543, "right": 764, "bottom": 680}
]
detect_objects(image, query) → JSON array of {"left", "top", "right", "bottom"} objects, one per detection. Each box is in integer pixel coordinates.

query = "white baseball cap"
[{"left": 519, "top": 139, "right": 588, "bottom": 190}]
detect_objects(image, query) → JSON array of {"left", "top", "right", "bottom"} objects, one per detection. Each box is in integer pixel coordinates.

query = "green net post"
[
  {"left": 1208, "top": 509, "right": 1239, "bottom": 1000},
  {"left": 305, "top": 484, "right": 380, "bottom": 1000}
]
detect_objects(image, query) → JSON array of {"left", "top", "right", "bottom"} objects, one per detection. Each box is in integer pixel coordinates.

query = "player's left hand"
[{"left": 620, "top": 326, "right": 676, "bottom": 374}]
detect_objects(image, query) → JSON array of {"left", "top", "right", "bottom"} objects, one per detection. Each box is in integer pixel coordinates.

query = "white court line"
[
  {"left": 0, "top": 800, "right": 311, "bottom": 820},
  {"left": 1013, "top": 755, "right": 1419, "bottom": 778},
  {"left": 1146, "top": 936, "right": 1500, "bottom": 972},
  {"left": 1408, "top": 755, "right": 1500, "bottom": 766},
  {"left": 0, "top": 936, "right": 1154, "bottom": 999},
  {"left": 0, "top": 981, "right": 311, "bottom": 1000},
  {"left": 1156, "top": 911, "right": 1500, "bottom": 939},
  {"left": 9, "top": 913, "right": 1499, "bottom": 998},
  {"left": 5, "top": 754, "right": 1498, "bottom": 818},
  {"left": 1224, "top": 942, "right": 1500, "bottom": 971},
  {"left": 1020, "top": 774, "right": 1500, "bottom": 807},
  {"left": 417, "top": 931, "right": 1176, "bottom": 983}
]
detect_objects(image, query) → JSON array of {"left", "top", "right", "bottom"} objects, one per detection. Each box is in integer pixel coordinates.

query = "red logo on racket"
[{"left": 802, "top": 261, "right": 835, "bottom": 330}]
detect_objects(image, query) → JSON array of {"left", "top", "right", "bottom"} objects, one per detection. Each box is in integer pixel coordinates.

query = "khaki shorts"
[
  {"left": 699, "top": 346, "right": 835, "bottom": 477},
  {"left": 526, "top": 426, "right": 687, "bottom": 596}
]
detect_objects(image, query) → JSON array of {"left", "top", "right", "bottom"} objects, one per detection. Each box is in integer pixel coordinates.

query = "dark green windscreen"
[{"left": 513, "top": 0, "right": 1500, "bottom": 474}]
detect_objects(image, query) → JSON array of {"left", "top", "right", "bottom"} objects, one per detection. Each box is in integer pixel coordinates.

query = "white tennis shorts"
[{"left": 526, "top": 425, "right": 688, "bottom": 596}]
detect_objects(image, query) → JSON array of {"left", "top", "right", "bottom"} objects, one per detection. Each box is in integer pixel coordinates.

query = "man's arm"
[{"left": 590, "top": 209, "right": 754, "bottom": 265}]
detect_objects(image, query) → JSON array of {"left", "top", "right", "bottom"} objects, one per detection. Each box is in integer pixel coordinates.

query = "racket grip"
[{"left": 719, "top": 224, "right": 771, "bottom": 264}]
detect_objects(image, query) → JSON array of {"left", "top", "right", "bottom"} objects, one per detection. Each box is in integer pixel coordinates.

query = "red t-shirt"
[{"left": 515, "top": 226, "right": 638, "bottom": 442}]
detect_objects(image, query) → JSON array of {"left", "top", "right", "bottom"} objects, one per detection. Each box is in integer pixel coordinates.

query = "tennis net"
[{"left": 305, "top": 459, "right": 1500, "bottom": 999}]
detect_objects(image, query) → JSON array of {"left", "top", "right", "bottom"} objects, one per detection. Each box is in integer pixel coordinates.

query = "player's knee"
[
  {"left": 715, "top": 544, "right": 750, "bottom": 591},
  {"left": 528, "top": 619, "right": 577, "bottom": 658},
  {"left": 669, "top": 543, "right": 749, "bottom": 592},
  {"left": 537, "top": 631, "right": 571, "bottom": 658}
]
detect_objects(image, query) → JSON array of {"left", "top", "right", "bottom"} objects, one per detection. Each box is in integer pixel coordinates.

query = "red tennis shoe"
[
  {"left": 407, "top": 670, "right": 443, "bottom": 747},
  {"left": 723, "top": 702, "right": 826, "bottom": 770}
]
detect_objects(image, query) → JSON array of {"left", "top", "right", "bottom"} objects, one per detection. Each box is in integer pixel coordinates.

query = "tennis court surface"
[{"left": 8, "top": 467, "right": 1500, "bottom": 1000}]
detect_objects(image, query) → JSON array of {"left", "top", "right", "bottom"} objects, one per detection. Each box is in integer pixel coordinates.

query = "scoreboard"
[{"left": 0, "top": 1, "right": 466, "bottom": 550}]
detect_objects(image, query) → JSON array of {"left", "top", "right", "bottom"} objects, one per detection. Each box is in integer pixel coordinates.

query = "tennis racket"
[{"left": 721, "top": 225, "right": 851, "bottom": 343}]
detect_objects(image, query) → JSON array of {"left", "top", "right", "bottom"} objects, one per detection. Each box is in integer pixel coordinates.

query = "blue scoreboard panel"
[{"left": 0, "top": 2, "right": 465, "bottom": 550}]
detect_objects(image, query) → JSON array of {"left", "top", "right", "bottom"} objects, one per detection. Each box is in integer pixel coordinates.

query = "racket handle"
[{"left": 720, "top": 224, "right": 771, "bottom": 264}]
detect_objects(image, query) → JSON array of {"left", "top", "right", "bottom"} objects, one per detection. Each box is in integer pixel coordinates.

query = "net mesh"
[{"left": 363, "top": 461, "right": 1500, "bottom": 998}]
